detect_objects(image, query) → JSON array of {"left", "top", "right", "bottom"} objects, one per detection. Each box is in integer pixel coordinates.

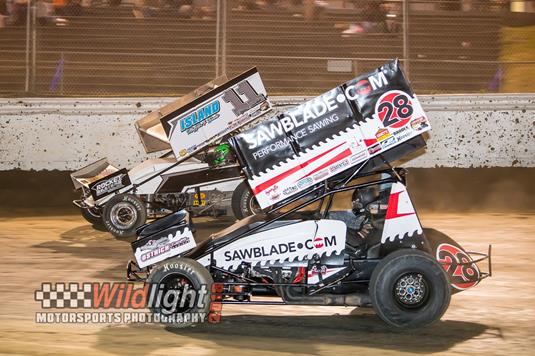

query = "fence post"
[
  {"left": 215, "top": 0, "right": 220, "bottom": 77},
  {"left": 403, "top": 0, "right": 410, "bottom": 79},
  {"left": 24, "top": 0, "right": 31, "bottom": 93},
  {"left": 221, "top": 0, "right": 227, "bottom": 76},
  {"left": 31, "top": 0, "right": 36, "bottom": 92}
]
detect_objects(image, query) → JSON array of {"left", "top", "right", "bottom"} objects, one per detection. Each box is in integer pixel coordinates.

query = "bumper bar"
[{"left": 440, "top": 244, "right": 492, "bottom": 284}]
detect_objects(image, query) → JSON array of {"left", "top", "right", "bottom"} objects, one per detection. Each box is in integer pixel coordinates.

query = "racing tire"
[
  {"left": 80, "top": 206, "right": 104, "bottom": 228},
  {"left": 231, "top": 181, "right": 260, "bottom": 220},
  {"left": 102, "top": 194, "right": 147, "bottom": 238},
  {"left": 146, "top": 258, "right": 213, "bottom": 328},
  {"left": 369, "top": 249, "right": 451, "bottom": 329}
]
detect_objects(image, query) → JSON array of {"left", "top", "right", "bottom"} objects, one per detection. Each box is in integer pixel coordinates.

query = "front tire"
[
  {"left": 231, "top": 181, "right": 260, "bottom": 220},
  {"left": 102, "top": 194, "right": 146, "bottom": 238},
  {"left": 369, "top": 249, "right": 451, "bottom": 328},
  {"left": 146, "top": 258, "right": 213, "bottom": 328}
]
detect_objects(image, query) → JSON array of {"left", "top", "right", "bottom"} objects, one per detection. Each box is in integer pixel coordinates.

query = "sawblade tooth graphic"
[
  {"left": 218, "top": 247, "right": 349, "bottom": 270},
  {"left": 383, "top": 227, "right": 423, "bottom": 243}
]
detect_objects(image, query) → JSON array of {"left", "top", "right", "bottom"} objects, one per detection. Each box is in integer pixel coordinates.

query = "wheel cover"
[
  {"left": 110, "top": 202, "right": 137, "bottom": 229},
  {"left": 393, "top": 272, "right": 429, "bottom": 308}
]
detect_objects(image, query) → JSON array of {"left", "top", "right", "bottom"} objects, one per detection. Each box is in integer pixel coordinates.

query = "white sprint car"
[{"left": 71, "top": 68, "right": 270, "bottom": 237}]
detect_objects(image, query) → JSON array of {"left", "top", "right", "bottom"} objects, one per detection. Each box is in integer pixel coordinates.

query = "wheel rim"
[
  {"left": 393, "top": 272, "right": 429, "bottom": 308},
  {"left": 248, "top": 197, "right": 262, "bottom": 215},
  {"left": 159, "top": 273, "right": 195, "bottom": 314},
  {"left": 110, "top": 202, "right": 137, "bottom": 229}
]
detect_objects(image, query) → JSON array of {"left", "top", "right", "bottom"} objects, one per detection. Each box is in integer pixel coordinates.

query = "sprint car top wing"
[
  {"left": 135, "top": 74, "right": 230, "bottom": 153},
  {"left": 136, "top": 67, "right": 271, "bottom": 157},
  {"left": 229, "top": 60, "right": 431, "bottom": 209}
]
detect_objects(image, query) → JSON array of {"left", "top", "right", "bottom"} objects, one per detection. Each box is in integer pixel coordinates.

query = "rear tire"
[
  {"left": 369, "top": 249, "right": 451, "bottom": 328},
  {"left": 231, "top": 181, "right": 260, "bottom": 220},
  {"left": 146, "top": 258, "right": 213, "bottom": 328},
  {"left": 102, "top": 194, "right": 146, "bottom": 238},
  {"left": 80, "top": 206, "right": 104, "bottom": 227}
]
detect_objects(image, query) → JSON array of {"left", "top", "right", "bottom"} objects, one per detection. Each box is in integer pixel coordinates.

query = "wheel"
[
  {"left": 80, "top": 206, "right": 104, "bottom": 227},
  {"left": 231, "top": 181, "right": 261, "bottom": 220},
  {"left": 146, "top": 257, "right": 213, "bottom": 327},
  {"left": 369, "top": 249, "right": 451, "bottom": 328},
  {"left": 102, "top": 194, "right": 147, "bottom": 238}
]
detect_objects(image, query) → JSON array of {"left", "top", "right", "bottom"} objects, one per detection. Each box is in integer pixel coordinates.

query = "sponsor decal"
[
  {"left": 329, "top": 159, "right": 350, "bottom": 174},
  {"left": 238, "top": 72, "right": 389, "bottom": 153},
  {"left": 349, "top": 150, "right": 367, "bottom": 164},
  {"left": 297, "top": 177, "right": 313, "bottom": 189},
  {"left": 354, "top": 79, "right": 372, "bottom": 96},
  {"left": 89, "top": 168, "right": 130, "bottom": 200},
  {"left": 368, "top": 143, "right": 381, "bottom": 155},
  {"left": 140, "top": 235, "right": 192, "bottom": 263},
  {"left": 192, "top": 192, "right": 207, "bottom": 206},
  {"left": 93, "top": 175, "right": 124, "bottom": 197},
  {"left": 134, "top": 228, "right": 196, "bottom": 268},
  {"left": 179, "top": 100, "right": 221, "bottom": 133},
  {"left": 307, "top": 266, "right": 346, "bottom": 284},
  {"left": 396, "top": 131, "right": 413, "bottom": 142},
  {"left": 313, "top": 237, "right": 324, "bottom": 248},
  {"left": 344, "top": 71, "right": 389, "bottom": 101},
  {"left": 410, "top": 116, "right": 429, "bottom": 131},
  {"left": 380, "top": 136, "right": 397, "bottom": 149},
  {"left": 265, "top": 184, "right": 280, "bottom": 201},
  {"left": 213, "top": 220, "right": 346, "bottom": 269},
  {"left": 436, "top": 243, "right": 480, "bottom": 290},
  {"left": 179, "top": 149, "right": 188, "bottom": 157},
  {"left": 392, "top": 126, "right": 412, "bottom": 142},
  {"left": 375, "top": 128, "right": 391, "bottom": 142},
  {"left": 283, "top": 185, "right": 299, "bottom": 196},
  {"left": 392, "top": 126, "right": 409, "bottom": 136},
  {"left": 223, "top": 236, "right": 337, "bottom": 262},
  {"left": 139, "top": 237, "right": 169, "bottom": 252},
  {"left": 241, "top": 106, "right": 342, "bottom": 151},
  {"left": 313, "top": 169, "right": 330, "bottom": 181},
  {"left": 308, "top": 264, "right": 328, "bottom": 277}
]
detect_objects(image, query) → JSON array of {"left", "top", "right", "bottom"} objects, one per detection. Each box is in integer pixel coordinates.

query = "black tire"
[
  {"left": 146, "top": 257, "right": 213, "bottom": 328},
  {"left": 369, "top": 249, "right": 451, "bottom": 328},
  {"left": 231, "top": 181, "right": 260, "bottom": 220},
  {"left": 102, "top": 194, "right": 146, "bottom": 238},
  {"left": 80, "top": 206, "right": 104, "bottom": 227}
]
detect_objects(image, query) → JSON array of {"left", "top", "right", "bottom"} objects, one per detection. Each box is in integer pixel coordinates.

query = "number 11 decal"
[{"left": 222, "top": 80, "right": 264, "bottom": 116}]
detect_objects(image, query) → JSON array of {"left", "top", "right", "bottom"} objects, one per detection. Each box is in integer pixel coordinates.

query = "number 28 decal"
[
  {"left": 375, "top": 90, "right": 414, "bottom": 129},
  {"left": 436, "top": 243, "right": 480, "bottom": 290}
]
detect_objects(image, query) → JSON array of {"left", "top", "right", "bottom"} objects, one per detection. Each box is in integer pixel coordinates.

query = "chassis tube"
[{"left": 280, "top": 286, "right": 371, "bottom": 307}]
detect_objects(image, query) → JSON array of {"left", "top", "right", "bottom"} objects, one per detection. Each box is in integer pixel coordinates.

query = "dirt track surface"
[{"left": 0, "top": 212, "right": 533, "bottom": 355}]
